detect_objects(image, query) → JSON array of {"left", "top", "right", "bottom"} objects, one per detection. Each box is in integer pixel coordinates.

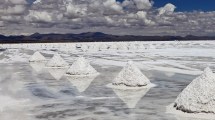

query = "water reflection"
[
  {"left": 30, "top": 62, "right": 46, "bottom": 73},
  {"left": 111, "top": 87, "right": 151, "bottom": 108},
  {"left": 66, "top": 75, "right": 98, "bottom": 93},
  {"left": 31, "top": 77, "right": 75, "bottom": 99},
  {"left": 0, "top": 94, "right": 34, "bottom": 120},
  {"left": 0, "top": 73, "right": 26, "bottom": 95},
  {"left": 0, "top": 108, "right": 33, "bottom": 120},
  {"left": 47, "top": 68, "right": 68, "bottom": 80}
]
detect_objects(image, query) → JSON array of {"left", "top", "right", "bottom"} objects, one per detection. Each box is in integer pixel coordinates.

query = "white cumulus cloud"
[
  {"left": 158, "top": 3, "right": 176, "bottom": 16},
  {"left": 0, "top": 0, "right": 214, "bottom": 36},
  {"left": 25, "top": 10, "right": 53, "bottom": 23}
]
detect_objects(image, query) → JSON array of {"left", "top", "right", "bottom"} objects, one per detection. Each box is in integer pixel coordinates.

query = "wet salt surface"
[
  {"left": 1, "top": 41, "right": 215, "bottom": 120},
  {"left": 0, "top": 62, "right": 202, "bottom": 120}
]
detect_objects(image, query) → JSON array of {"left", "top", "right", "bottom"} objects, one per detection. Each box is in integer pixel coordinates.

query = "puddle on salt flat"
[{"left": 0, "top": 63, "right": 204, "bottom": 120}]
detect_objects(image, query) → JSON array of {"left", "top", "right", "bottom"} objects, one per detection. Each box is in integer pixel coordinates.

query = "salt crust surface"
[
  {"left": 46, "top": 53, "right": 69, "bottom": 68},
  {"left": 112, "top": 61, "right": 151, "bottom": 87},
  {"left": 29, "top": 51, "right": 46, "bottom": 62},
  {"left": 166, "top": 104, "right": 215, "bottom": 120},
  {"left": 66, "top": 57, "right": 99, "bottom": 76}
]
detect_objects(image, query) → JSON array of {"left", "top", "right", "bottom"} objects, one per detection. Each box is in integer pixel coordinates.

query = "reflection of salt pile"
[
  {"left": 29, "top": 51, "right": 46, "bottom": 62},
  {"left": 48, "top": 68, "right": 68, "bottom": 80},
  {"left": 112, "top": 61, "right": 151, "bottom": 87},
  {"left": 30, "top": 62, "right": 46, "bottom": 73},
  {"left": 66, "top": 57, "right": 99, "bottom": 76},
  {"left": 173, "top": 67, "right": 215, "bottom": 114},
  {"left": 46, "top": 53, "right": 69, "bottom": 68},
  {"left": 108, "top": 61, "right": 155, "bottom": 108},
  {"left": 66, "top": 75, "right": 98, "bottom": 92},
  {"left": 112, "top": 87, "right": 151, "bottom": 108}
]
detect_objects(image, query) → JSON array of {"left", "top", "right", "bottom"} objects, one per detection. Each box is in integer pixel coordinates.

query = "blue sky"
[
  {"left": 117, "top": 0, "right": 215, "bottom": 11},
  {"left": 27, "top": 0, "right": 215, "bottom": 12}
]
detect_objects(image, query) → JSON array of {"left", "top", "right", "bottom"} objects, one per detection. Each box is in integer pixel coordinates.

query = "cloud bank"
[{"left": 0, "top": 0, "right": 214, "bottom": 36}]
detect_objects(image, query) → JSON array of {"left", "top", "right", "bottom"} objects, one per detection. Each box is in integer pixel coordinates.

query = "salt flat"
[{"left": 0, "top": 41, "right": 214, "bottom": 120}]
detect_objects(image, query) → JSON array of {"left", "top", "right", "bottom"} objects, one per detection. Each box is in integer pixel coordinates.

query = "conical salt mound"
[
  {"left": 174, "top": 67, "right": 215, "bottom": 113},
  {"left": 66, "top": 57, "right": 99, "bottom": 76},
  {"left": 46, "top": 53, "right": 69, "bottom": 68},
  {"left": 112, "top": 61, "right": 150, "bottom": 87},
  {"left": 29, "top": 51, "right": 46, "bottom": 62}
]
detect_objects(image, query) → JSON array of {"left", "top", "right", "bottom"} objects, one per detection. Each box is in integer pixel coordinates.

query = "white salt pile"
[
  {"left": 46, "top": 53, "right": 69, "bottom": 68},
  {"left": 109, "top": 44, "right": 118, "bottom": 50},
  {"left": 117, "top": 43, "right": 128, "bottom": 50},
  {"left": 66, "top": 57, "right": 99, "bottom": 76},
  {"left": 128, "top": 43, "right": 137, "bottom": 50},
  {"left": 29, "top": 51, "right": 46, "bottom": 62},
  {"left": 111, "top": 61, "right": 151, "bottom": 87},
  {"left": 173, "top": 67, "right": 215, "bottom": 114},
  {"left": 99, "top": 44, "right": 108, "bottom": 51}
]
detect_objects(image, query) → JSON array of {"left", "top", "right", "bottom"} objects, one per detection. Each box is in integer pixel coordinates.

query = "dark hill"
[{"left": 0, "top": 32, "right": 214, "bottom": 43}]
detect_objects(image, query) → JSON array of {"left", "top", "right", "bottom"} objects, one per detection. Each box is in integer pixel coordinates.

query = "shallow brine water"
[
  {"left": 0, "top": 41, "right": 215, "bottom": 120},
  {"left": 0, "top": 62, "right": 201, "bottom": 120}
]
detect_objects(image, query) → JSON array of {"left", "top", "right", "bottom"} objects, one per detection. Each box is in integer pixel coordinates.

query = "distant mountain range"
[{"left": 0, "top": 32, "right": 215, "bottom": 43}]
